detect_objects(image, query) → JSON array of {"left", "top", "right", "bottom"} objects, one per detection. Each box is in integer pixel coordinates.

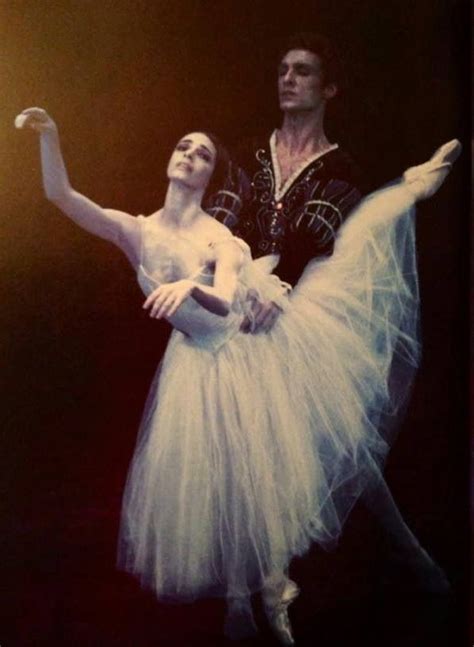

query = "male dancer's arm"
[
  {"left": 205, "top": 161, "right": 251, "bottom": 231},
  {"left": 206, "top": 147, "right": 364, "bottom": 332},
  {"left": 248, "top": 170, "right": 364, "bottom": 334},
  {"left": 274, "top": 175, "right": 363, "bottom": 287}
]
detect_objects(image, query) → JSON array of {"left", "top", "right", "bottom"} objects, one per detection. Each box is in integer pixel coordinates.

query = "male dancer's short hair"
[{"left": 278, "top": 32, "right": 346, "bottom": 93}]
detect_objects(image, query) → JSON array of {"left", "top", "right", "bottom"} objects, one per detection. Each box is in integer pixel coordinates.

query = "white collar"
[{"left": 269, "top": 130, "right": 339, "bottom": 202}]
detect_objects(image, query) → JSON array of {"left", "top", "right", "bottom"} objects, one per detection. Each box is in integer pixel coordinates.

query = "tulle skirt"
[{"left": 117, "top": 179, "right": 420, "bottom": 627}]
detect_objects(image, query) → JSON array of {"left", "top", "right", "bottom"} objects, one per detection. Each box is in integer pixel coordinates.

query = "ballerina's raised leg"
[{"left": 260, "top": 139, "right": 461, "bottom": 646}]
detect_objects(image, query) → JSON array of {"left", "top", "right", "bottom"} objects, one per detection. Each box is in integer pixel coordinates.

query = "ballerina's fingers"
[
  {"left": 155, "top": 293, "right": 180, "bottom": 319},
  {"left": 15, "top": 107, "right": 54, "bottom": 131},
  {"left": 150, "top": 289, "right": 174, "bottom": 318},
  {"left": 165, "top": 295, "right": 186, "bottom": 317},
  {"left": 240, "top": 316, "right": 252, "bottom": 333},
  {"left": 143, "top": 287, "right": 160, "bottom": 311},
  {"left": 253, "top": 302, "right": 282, "bottom": 333},
  {"left": 143, "top": 286, "right": 182, "bottom": 319},
  {"left": 143, "top": 287, "right": 166, "bottom": 317},
  {"left": 240, "top": 293, "right": 260, "bottom": 333},
  {"left": 14, "top": 113, "right": 40, "bottom": 130},
  {"left": 143, "top": 280, "right": 193, "bottom": 319},
  {"left": 260, "top": 305, "right": 282, "bottom": 333}
]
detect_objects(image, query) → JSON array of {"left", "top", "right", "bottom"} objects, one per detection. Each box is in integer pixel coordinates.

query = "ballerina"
[{"left": 15, "top": 106, "right": 460, "bottom": 645}]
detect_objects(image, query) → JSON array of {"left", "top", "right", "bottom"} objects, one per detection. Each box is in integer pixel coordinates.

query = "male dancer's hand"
[{"left": 240, "top": 295, "right": 282, "bottom": 334}]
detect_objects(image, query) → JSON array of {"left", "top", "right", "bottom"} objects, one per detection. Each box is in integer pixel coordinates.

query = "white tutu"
[{"left": 117, "top": 180, "right": 419, "bottom": 629}]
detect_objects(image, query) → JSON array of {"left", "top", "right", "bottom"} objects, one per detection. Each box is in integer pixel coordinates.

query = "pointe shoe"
[
  {"left": 263, "top": 579, "right": 300, "bottom": 645},
  {"left": 403, "top": 139, "right": 462, "bottom": 201}
]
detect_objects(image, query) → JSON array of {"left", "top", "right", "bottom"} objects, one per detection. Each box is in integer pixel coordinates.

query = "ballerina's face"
[{"left": 167, "top": 132, "right": 217, "bottom": 192}]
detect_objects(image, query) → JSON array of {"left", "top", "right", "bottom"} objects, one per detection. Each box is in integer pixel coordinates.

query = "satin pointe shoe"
[
  {"left": 402, "top": 139, "right": 462, "bottom": 201},
  {"left": 262, "top": 578, "right": 300, "bottom": 646}
]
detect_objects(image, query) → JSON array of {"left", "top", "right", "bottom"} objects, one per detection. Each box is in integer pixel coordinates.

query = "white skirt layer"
[{"left": 118, "top": 180, "right": 420, "bottom": 611}]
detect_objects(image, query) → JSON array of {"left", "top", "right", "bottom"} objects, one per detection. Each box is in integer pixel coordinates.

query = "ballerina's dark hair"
[{"left": 199, "top": 131, "right": 231, "bottom": 202}]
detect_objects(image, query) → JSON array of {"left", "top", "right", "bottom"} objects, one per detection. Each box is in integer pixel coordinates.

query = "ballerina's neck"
[{"left": 161, "top": 180, "right": 205, "bottom": 228}]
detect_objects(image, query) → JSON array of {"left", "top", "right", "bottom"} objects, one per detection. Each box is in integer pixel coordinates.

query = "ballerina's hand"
[
  {"left": 240, "top": 293, "right": 283, "bottom": 334},
  {"left": 14, "top": 107, "right": 57, "bottom": 133},
  {"left": 143, "top": 279, "right": 195, "bottom": 319}
]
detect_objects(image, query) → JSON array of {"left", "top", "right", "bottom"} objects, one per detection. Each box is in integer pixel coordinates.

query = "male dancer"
[
  {"left": 208, "top": 32, "right": 363, "bottom": 331},
  {"left": 208, "top": 31, "right": 451, "bottom": 645}
]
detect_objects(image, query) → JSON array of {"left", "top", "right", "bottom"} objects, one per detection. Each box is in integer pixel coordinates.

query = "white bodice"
[
  {"left": 136, "top": 215, "right": 290, "bottom": 351},
  {"left": 136, "top": 215, "right": 246, "bottom": 351}
]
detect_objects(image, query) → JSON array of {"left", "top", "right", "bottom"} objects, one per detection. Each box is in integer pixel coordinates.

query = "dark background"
[{"left": 0, "top": 1, "right": 470, "bottom": 645}]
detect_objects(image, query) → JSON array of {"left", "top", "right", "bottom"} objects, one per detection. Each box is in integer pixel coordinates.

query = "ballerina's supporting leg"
[
  {"left": 224, "top": 571, "right": 299, "bottom": 644},
  {"left": 261, "top": 571, "right": 300, "bottom": 646},
  {"left": 224, "top": 595, "right": 259, "bottom": 641}
]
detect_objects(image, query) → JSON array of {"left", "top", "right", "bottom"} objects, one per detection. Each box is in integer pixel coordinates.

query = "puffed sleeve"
[
  {"left": 204, "top": 162, "right": 251, "bottom": 230},
  {"left": 275, "top": 176, "right": 363, "bottom": 286},
  {"left": 294, "top": 177, "right": 363, "bottom": 255}
]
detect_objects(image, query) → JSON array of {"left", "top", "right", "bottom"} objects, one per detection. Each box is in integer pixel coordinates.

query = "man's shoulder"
[
  {"left": 231, "top": 135, "right": 366, "bottom": 194},
  {"left": 323, "top": 147, "right": 360, "bottom": 179},
  {"left": 233, "top": 133, "right": 272, "bottom": 166},
  {"left": 322, "top": 147, "right": 365, "bottom": 193}
]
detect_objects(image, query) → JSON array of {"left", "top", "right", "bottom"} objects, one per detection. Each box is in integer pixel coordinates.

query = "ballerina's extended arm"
[
  {"left": 143, "top": 239, "right": 243, "bottom": 319},
  {"left": 15, "top": 107, "right": 140, "bottom": 266}
]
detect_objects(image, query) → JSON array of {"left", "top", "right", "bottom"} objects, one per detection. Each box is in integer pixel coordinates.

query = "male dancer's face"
[{"left": 278, "top": 49, "right": 329, "bottom": 114}]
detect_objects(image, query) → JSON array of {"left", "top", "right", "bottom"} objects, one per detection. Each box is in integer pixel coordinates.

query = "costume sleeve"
[
  {"left": 275, "top": 177, "right": 363, "bottom": 287},
  {"left": 204, "top": 162, "right": 251, "bottom": 231},
  {"left": 293, "top": 177, "right": 363, "bottom": 256}
]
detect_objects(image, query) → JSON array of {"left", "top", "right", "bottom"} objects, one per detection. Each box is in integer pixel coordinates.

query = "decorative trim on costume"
[{"left": 269, "top": 130, "right": 339, "bottom": 202}]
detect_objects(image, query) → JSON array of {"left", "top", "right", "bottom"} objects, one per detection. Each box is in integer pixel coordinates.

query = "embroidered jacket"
[{"left": 206, "top": 131, "right": 363, "bottom": 286}]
